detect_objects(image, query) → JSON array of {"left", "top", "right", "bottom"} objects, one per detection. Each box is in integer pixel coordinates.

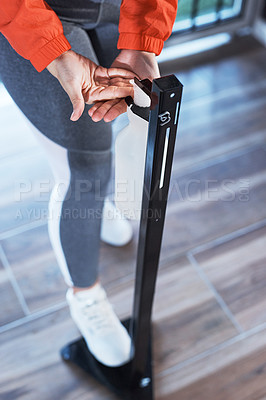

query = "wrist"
[
  {"left": 118, "top": 49, "right": 156, "bottom": 60},
  {"left": 46, "top": 49, "right": 74, "bottom": 75}
]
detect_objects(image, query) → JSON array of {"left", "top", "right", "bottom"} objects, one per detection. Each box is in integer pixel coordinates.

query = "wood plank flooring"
[
  {"left": 0, "top": 35, "right": 266, "bottom": 399},
  {"left": 194, "top": 226, "right": 266, "bottom": 330}
]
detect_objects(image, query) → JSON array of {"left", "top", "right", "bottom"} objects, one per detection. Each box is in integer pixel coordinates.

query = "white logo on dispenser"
[{"left": 158, "top": 111, "right": 171, "bottom": 126}]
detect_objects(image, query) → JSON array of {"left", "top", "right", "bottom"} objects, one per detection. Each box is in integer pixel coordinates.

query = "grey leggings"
[{"left": 0, "top": 0, "right": 121, "bottom": 287}]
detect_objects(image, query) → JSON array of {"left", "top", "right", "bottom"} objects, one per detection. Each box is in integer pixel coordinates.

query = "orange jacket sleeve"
[
  {"left": 117, "top": 0, "right": 178, "bottom": 55},
  {"left": 0, "top": 1, "right": 71, "bottom": 72},
  {"left": 0, "top": 1, "right": 177, "bottom": 73}
]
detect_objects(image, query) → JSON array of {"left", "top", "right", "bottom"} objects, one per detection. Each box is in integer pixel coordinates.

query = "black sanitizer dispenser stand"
[{"left": 60, "top": 75, "right": 183, "bottom": 400}]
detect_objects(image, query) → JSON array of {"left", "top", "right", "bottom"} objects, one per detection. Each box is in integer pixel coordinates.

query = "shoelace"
[{"left": 79, "top": 297, "right": 117, "bottom": 336}]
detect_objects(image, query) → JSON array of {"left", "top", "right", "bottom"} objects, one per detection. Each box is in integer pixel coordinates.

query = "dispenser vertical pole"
[{"left": 129, "top": 75, "right": 183, "bottom": 393}]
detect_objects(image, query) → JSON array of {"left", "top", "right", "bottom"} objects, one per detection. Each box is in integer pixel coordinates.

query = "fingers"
[
  {"left": 89, "top": 84, "right": 134, "bottom": 103},
  {"left": 89, "top": 99, "right": 127, "bottom": 122},
  {"left": 95, "top": 74, "right": 133, "bottom": 88},
  {"left": 87, "top": 73, "right": 133, "bottom": 121},
  {"left": 89, "top": 99, "right": 120, "bottom": 122},
  {"left": 107, "top": 77, "right": 133, "bottom": 87},
  {"left": 107, "top": 67, "right": 138, "bottom": 79},
  {"left": 104, "top": 99, "right": 127, "bottom": 121},
  {"left": 94, "top": 65, "right": 110, "bottom": 80},
  {"left": 61, "top": 79, "right": 85, "bottom": 121},
  {"left": 70, "top": 97, "right": 85, "bottom": 121}
]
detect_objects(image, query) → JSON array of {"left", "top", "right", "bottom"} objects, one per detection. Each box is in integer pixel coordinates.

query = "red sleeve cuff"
[
  {"left": 117, "top": 33, "right": 164, "bottom": 56},
  {"left": 30, "top": 34, "right": 71, "bottom": 72}
]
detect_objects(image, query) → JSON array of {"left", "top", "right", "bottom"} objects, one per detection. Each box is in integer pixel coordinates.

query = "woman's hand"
[
  {"left": 88, "top": 49, "right": 160, "bottom": 122},
  {"left": 46, "top": 50, "right": 136, "bottom": 121}
]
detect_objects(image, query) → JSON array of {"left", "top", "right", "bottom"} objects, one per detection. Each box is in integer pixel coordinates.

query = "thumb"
[{"left": 63, "top": 81, "right": 85, "bottom": 122}]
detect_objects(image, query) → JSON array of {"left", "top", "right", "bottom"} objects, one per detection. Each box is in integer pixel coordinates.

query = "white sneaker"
[
  {"left": 100, "top": 197, "right": 133, "bottom": 246},
  {"left": 66, "top": 283, "right": 132, "bottom": 367}
]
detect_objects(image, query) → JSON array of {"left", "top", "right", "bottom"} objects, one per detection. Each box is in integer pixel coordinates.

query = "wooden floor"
[{"left": 0, "top": 35, "right": 266, "bottom": 400}]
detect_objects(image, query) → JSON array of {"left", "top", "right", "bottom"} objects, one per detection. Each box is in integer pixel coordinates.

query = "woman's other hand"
[{"left": 88, "top": 49, "right": 160, "bottom": 123}]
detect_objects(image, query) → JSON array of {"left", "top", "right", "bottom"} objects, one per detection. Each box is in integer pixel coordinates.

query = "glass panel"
[
  {"left": 220, "top": 0, "right": 243, "bottom": 20},
  {"left": 174, "top": 0, "right": 194, "bottom": 30},
  {"left": 196, "top": 0, "right": 218, "bottom": 25},
  {"left": 222, "top": 0, "right": 235, "bottom": 11},
  {"left": 174, "top": 0, "right": 244, "bottom": 31},
  {"left": 197, "top": 0, "right": 217, "bottom": 16}
]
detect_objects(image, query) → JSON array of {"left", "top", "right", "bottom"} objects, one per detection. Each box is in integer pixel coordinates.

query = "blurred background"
[{"left": 0, "top": 0, "right": 266, "bottom": 399}]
